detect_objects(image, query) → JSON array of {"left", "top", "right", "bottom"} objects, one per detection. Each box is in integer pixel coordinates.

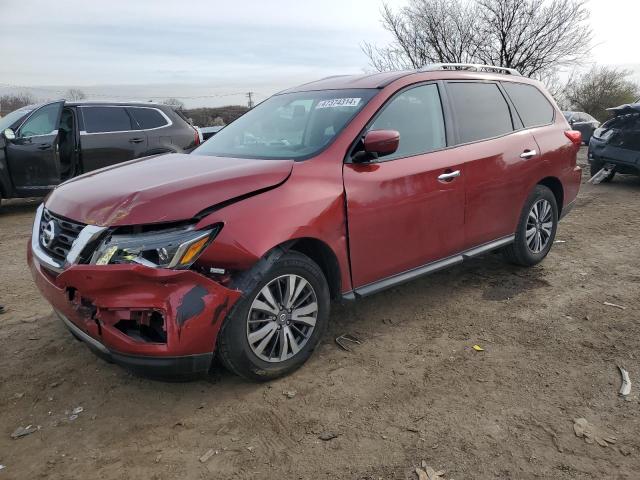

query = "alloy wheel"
[
  {"left": 526, "top": 199, "right": 553, "bottom": 253},
  {"left": 246, "top": 274, "right": 318, "bottom": 363}
]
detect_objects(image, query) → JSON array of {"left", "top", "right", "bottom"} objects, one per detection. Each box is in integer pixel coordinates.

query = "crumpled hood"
[
  {"left": 607, "top": 103, "right": 640, "bottom": 115},
  {"left": 45, "top": 154, "right": 293, "bottom": 226}
]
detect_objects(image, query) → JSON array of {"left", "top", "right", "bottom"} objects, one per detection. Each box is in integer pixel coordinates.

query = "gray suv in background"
[{"left": 0, "top": 101, "right": 200, "bottom": 206}]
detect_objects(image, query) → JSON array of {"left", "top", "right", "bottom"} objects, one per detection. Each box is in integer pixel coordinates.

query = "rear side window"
[
  {"left": 82, "top": 107, "right": 132, "bottom": 133},
  {"left": 502, "top": 82, "right": 554, "bottom": 128},
  {"left": 447, "top": 82, "right": 513, "bottom": 144},
  {"left": 128, "top": 107, "right": 169, "bottom": 129},
  {"left": 369, "top": 83, "right": 446, "bottom": 160}
]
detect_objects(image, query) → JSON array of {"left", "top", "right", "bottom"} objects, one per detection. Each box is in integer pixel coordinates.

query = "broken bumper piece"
[
  {"left": 56, "top": 309, "right": 213, "bottom": 379},
  {"left": 28, "top": 244, "right": 241, "bottom": 380}
]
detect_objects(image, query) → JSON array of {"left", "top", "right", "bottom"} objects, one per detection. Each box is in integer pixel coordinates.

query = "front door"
[
  {"left": 343, "top": 83, "right": 465, "bottom": 290},
  {"left": 6, "top": 101, "right": 64, "bottom": 195}
]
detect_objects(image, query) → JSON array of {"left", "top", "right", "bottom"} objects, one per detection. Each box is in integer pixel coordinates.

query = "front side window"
[
  {"left": 19, "top": 104, "right": 60, "bottom": 137},
  {"left": 193, "top": 89, "right": 377, "bottom": 160},
  {"left": 503, "top": 82, "right": 554, "bottom": 128},
  {"left": 128, "top": 108, "right": 168, "bottom": 129},
  {"left": 82, "top": 107, "right": 133, "bottom": 133},
  {"left": 447, "top": 82, "right": 514, "bottom": 144},
  {"left": 0, "top": 107, "right": 34, "bottom": 132},
  {"left": 367, "top": 83, "right": 446, "bottom": 160}
]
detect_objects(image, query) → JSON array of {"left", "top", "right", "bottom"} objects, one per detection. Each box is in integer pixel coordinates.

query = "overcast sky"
[{"left": 0, "top": 0, "right": 638, "bottom": 107}]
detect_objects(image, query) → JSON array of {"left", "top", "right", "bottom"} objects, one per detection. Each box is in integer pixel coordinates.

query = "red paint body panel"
[
  {"left": 45, "top": 153, "right": 293, "bottom": 226},
  {"left": 461, "top": 129, "right": 540, "bottom": 247},
  {"left": 28, "top": 246, "right": 240, "bottom": 356},
  {"left": 344, "top": 151, "right": 465, "bottom": 287},
  {"left": 29, "top": 70, "right": 582, "bottom": 374}
]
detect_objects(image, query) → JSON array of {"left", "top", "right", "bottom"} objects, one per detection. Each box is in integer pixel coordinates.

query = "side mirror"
[
  {"left": 365, "top": 129, "right": 400, "bottom": 156},
  {"left": 353, "top": 130, "right": 400, "bottom": 163},
  {"left": 3, "top": 128, "right": 16, "bottom": 140}
]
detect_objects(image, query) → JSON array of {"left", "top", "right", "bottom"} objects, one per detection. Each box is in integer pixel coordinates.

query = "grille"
[{"left": 39, "top": 209, "right": 85, "bottom": 263}]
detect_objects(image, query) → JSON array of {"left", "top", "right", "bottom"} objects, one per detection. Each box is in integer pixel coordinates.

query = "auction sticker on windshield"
[{"left": 315, "top": 98, "right": 361, "bottom": 109}]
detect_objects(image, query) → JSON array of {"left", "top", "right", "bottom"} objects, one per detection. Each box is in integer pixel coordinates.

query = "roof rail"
[{"left": 419, "top": 63, "right": 521, "bottom": 76}]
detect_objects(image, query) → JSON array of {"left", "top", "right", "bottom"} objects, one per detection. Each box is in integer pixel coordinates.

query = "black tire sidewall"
[{"left": 218, "top": 252, "right": 330, "bottom": 381}]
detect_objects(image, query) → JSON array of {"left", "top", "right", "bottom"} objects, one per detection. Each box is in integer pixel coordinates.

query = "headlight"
[{"left": 90, "top": 225, "right": 220, "bottom": 269}]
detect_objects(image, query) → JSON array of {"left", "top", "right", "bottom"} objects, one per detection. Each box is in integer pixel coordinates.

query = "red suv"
[{"left": 29, "top": 65, "right": 582, "bottom": 381}]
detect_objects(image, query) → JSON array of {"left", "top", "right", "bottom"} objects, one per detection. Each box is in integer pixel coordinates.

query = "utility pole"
[{"left": 246, "top": 92, "right": 255, "bottom": 109}]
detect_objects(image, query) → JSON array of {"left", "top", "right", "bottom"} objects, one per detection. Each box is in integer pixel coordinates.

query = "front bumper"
[
  {"left": 56, "top": 309, "right": 213, "bottom": 379},
  {"left": 29, "top": 241, "right": 241, "bottom": 380}
]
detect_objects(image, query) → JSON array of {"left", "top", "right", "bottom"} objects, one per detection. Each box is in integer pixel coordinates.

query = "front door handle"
[
  {"left": 437, "top": 170, "right": 461, "bottom": 182},
  {"left": 520, "top": 149, "right": 537, "bottom": 159},
  {"left": 37, "top": 143, "right": 52, "bottom": 150},
  {"left": 129, "top": 138, "right": 144, "bottom": 144}
]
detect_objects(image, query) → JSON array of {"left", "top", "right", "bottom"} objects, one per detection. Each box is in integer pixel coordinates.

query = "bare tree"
[
  {"left": 363, "top": 0, "right": 592, "bottom": 77},
  {"left": 363, "top": 0, "right": 481, "bottom": 71},
  {"left": 65, "top": 88, "right": 86, "bottom": 101},
  {"left": 0, "top": 93, "right": 35, "bottom": 116},
  {"left": 564, "top": 66, "right": 640, "bottom": 121},
  {"left": 162, "top": 98, "right": 185, "bottom": 110}
]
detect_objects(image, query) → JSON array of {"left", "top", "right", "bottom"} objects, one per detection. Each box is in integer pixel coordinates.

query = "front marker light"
[{"left": 175, "top": 235, "right": 210, "bottom": 267}]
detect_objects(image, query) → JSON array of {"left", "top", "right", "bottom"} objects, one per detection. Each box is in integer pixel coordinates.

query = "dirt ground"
[{"left": 1, "top": 147, "right": 639, "bottom": 479}]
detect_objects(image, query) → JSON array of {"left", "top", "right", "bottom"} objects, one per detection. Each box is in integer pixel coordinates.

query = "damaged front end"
[
  {"left": 589, "top": 103, "right": 640, "bottom": 176},
  {"left": 28, "top": 204, "right": 241, "bottom": 379}
]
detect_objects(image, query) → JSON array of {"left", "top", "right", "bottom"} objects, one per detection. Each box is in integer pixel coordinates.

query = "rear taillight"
[
  {"left": 193, "top": 127, "right": 201, "bottom": 146},
  {"left": 564, "top": 130, "right": 582, "bottom": 147}
]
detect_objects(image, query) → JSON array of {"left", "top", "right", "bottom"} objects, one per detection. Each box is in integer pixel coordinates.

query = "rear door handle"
[
  {"left": 520, "top": 149, "right": 537, "bottom": 159},
  {"left": 129, "top": 138, "right": 144, "bottom": 144},
  {"left": 437, "top": 170, "right": 461, "bottom": 182},
  {"left": 37, "top": 143, "right": 52, "bottom": 150}
]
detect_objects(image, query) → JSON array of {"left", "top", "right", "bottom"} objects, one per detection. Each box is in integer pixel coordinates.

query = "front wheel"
[
  {"left": 217, "top": 251, "right": 330, "bottom": 381},
  {"left": 503, "top": 185, "right": 558, "bottom": 267}
]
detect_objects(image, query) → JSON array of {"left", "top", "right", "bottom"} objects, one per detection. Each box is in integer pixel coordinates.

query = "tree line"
[{"left": 364, "top": 0, "right": 639, "bottom": 121}]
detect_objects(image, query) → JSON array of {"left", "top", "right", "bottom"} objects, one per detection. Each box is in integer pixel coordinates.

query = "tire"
[
  {"left": 590, "top": 160, "right": 615, "bottom": 182},
  {"left": 503, "top": 185, "right": 558, "bottom": 267},
  {"left": 217, "top": 251, "right": 330, "bottom": 381}
]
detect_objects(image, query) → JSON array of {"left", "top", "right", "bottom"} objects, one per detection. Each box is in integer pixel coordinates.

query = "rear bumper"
[
  {"left": 29, "top": 243, "right": 241, "bottom": 380},
  {"left": 588, "top": 138, "right": 640, "bottom": 173}
]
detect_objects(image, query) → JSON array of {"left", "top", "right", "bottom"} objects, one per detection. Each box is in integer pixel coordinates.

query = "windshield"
[
  {"left": 193, "top": 89, "right": 377, "bottom": 160},
  {"left": 0, "top": 107, "right": 34, "bottom": 131}
]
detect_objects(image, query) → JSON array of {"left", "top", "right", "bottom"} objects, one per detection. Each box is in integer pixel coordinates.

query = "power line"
[{"left": 0, "top": 83, "right": 265, "bottom": 101}]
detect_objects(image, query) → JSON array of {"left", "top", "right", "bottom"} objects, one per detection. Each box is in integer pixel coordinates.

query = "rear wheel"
[
  {"left": 590, "top": 161, "right": 615, "bottom": 182},
  {"left": 503, "top": 185, "right": 558, "bottom": 267},
  {"left": 217, "top": 251, "right": 330, "bottom": 381}
]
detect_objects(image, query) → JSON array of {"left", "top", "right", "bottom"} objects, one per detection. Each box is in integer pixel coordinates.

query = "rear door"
[
  {"left": 127, "top": 106, "right": 177, "bottom": 153},
  {"left": 5, "top": 101, "right": 64, "bottom": 194},
  {"left": 444, "top": 81, "right": 539, "bottom": 248},
  {"left": 344, "top": 83, "right": 466, "bottom": 290},
  {"left": 79, "top": 106, "right": 148, "bottom": 171}
]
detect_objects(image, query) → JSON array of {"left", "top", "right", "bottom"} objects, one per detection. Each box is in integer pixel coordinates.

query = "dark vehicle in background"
[
  {"left": 0, "top": 101, "right": 200, "bottom": 206},
  {"left": 588, "top": 102, "right": 640, "bottom": 181},
  {"left": 199, "top": 125, "right": 224, "bottom": 141},
  {"left": 562, "top": 111, "right": 600, "bottom": 144}
]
